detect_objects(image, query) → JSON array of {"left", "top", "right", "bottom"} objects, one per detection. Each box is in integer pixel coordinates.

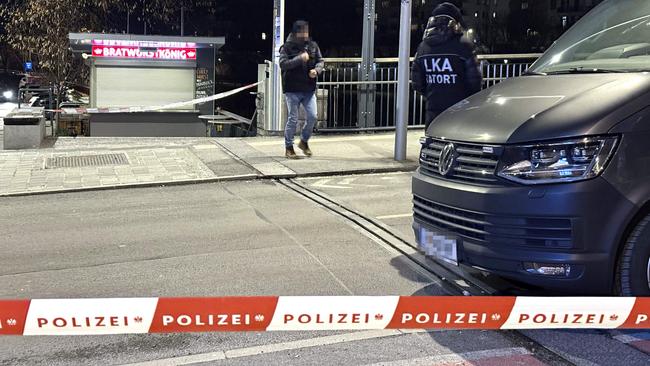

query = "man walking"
[
  {"left": 279, "top": 20, "right": 324, "bottom": 159},
  {"left": 412, "top": 2, "right": 482, "bottom": 131}
]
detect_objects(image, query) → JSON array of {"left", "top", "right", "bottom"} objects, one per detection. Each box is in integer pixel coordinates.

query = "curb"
[
  {"left": 292, "top": 165, "right": 418, "bottom": 178},
  {"left": 0, "top": 174, "right": 260, "bottom": 198},
  {"left": 0, "top": 166, "right": 418, "bottom": 198}
]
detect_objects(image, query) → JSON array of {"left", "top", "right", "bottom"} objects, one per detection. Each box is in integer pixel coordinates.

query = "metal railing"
[{"left": 313, "top": 54, "right": 541, "bottom": 131}]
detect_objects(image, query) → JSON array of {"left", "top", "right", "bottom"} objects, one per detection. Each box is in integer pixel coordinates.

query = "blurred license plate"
[{"left": 419, "top": 227, "right": 458, "bottom": 266}]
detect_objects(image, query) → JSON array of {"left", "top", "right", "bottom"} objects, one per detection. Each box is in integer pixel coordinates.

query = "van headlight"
[{"left": 497, "top": 136, "right": 618, "bottom": 185}]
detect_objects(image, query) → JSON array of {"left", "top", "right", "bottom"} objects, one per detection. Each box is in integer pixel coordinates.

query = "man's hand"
[
  {"left": 300, "top": 52, "right": 310, "bottom": 62},
  {"left": 309, "top": 69, "right": 318, "bottom": 79}
]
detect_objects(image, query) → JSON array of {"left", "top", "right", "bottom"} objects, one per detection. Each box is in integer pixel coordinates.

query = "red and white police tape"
[
  {"left": 1, "top": 296, "right": 649, "bottom": 335},
  {"left": 48, "top": 81, "right": 261, "bottom": 115}
]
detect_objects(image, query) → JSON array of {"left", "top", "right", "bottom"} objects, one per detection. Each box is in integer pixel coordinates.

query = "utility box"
[{"left": 3, "top": 108, "right": 46, "bottom": 150}]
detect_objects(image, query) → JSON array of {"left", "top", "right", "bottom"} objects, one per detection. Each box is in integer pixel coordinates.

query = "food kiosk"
[{"left": 69, "top": 33, "right": 224, "bottom": 137}]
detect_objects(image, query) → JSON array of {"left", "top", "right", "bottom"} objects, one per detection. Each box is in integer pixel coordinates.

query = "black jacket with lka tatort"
[
  {"left": 411, "top": 32, "right": 482, "bottom": 114},
  {"left": 279, "top": 33, "right": 325, "bottom": 93}
]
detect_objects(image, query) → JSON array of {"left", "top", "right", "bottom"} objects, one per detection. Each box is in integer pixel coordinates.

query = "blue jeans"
[{"left": 284, "top": 92, "right": 317, "bottom": 148}]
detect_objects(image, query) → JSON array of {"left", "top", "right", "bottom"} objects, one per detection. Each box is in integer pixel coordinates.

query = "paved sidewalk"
[{"left": 0, "top": 131, "right": 422, "bottom": 196}]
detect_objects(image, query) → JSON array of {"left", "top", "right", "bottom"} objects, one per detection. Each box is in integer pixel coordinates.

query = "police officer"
[{"left": 412, "top": 2, "right": 482, "bottom": 130}]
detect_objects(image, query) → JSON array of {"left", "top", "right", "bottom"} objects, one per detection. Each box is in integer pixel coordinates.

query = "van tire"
[{"left": 616, "top": 214, "right": 650, "bottom": 296}]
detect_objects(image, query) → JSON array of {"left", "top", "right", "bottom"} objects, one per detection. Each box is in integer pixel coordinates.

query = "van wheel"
[{"left": 616, "top": 214, "right": 650, "bottom": 296}]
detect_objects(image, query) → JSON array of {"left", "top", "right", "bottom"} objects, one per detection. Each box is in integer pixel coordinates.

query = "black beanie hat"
[
  {"left": 292, "top": 20, "right": 309, "bottom": 34},
  {"left": 432, "top": 2, "right": 463, "bottom": 24}
]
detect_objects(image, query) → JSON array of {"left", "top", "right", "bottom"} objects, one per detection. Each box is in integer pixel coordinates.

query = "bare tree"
[{"left": 0, "top": 0, "right": 197, "bottom": 105}]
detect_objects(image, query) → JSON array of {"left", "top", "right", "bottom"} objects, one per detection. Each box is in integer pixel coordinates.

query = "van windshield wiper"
[{"left": 544, "top": 67, "right": 626, "bottom": 75}]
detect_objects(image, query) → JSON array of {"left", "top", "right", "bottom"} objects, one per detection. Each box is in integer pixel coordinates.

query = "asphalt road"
[{"left": 0, "top": 175, "right": 648, "bottom": 365}]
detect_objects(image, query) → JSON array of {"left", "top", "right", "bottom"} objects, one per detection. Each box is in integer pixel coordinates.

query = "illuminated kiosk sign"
[
  {"left": 92, "top": 39, "right": 198, "bottom": 48},
  {"left": 91, "top": 46, "right": 197, "bottom": 60}
]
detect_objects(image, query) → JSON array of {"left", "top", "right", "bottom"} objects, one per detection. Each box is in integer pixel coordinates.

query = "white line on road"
[
  {"left": 614, "top": 334, "right": 639, "bottom": 344},
  {"left": 613, "top": 333, "right": 650, "bottom": 343},
  {"left": 299, "top": 172, "right": 410, "bottom": 181},
  {"left": 363, "top": 347, "right": 532, "bottom": 366},
  {"left": 121, "top": 329, "right": 427, "bottom": 366},
  {"left": 310, "top": 177, "right": 382, "bottom": 190},
  {"left": 311, "top": 178, "right": 353, "bottom": 190},
  {"left": 376, "top": 213, "right": 412, "bottom": 220}
]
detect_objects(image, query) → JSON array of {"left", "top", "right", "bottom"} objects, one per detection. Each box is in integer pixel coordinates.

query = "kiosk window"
[{"left": 95, "top": 67, "right": 195, "bottom": 110}]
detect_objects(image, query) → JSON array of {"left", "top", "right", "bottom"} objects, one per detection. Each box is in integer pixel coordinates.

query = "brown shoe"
[
  {"left": 285, "top": 146, "right": 299, "bottom": 159},
  {"left": 298, "top": 140, "right": 313, "bottom": 157}
]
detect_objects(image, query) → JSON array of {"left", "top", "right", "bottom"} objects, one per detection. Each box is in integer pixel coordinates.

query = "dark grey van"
[{"left": 412, "top": 0, "right": 650, "bottom": 295}]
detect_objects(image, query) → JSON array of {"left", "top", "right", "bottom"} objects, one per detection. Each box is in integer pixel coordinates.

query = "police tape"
[
  {"left": 1, "top": 296, "right": 649, "bottom": 335},
  {"left": 50, "top": 81, "right": 261, "bottom": 115}
]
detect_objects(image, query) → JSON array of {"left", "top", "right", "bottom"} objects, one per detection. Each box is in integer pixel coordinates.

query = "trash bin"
[
  {"left": 57, "top": 112, "right": 90, "bottom": 137},
  {"left": 210, "top": 122, "right": 236, "bottom": 137},
  {"left": 3, "top": 108, "right": 46, "bottom": 149}
]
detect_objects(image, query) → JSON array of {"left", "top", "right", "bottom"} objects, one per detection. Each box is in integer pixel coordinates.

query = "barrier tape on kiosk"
[
  {"left": 50, "top": 81, "right": 261, "bottom": 115},
  {"left": 1, "top": 296, "right": 649, "bottom": 335}
]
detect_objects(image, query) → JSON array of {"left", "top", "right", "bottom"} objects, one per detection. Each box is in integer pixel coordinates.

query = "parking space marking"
[{"left": 122, "top": 329, "right": 428, "bottom": 366}]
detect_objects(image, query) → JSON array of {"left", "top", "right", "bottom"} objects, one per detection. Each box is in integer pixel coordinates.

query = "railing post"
[
  {"left": 358, "top": 0, "right": 376, "bottom": 128},
  {"left": 270, "top": 0, "right": 285, "bottom": 133},
  {"left": 395, "top": 0, "right": 412, "bottom": 161}
]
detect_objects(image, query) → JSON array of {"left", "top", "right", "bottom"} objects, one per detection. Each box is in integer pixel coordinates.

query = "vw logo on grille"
[{"left": 438, "top": 143, "right": 457, "bottom": 176}]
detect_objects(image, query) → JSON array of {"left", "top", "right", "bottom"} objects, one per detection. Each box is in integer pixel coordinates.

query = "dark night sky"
[{"left": 124, "top": 0, "right": 409, "bottom": 59}]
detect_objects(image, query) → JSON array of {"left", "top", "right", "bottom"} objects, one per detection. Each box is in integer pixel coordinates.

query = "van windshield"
[{"left": 530, "top": 0, "right": 650, "bottom": 74}]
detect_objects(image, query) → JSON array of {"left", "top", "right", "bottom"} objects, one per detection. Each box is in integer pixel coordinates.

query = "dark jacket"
[
  {"left": 279, "top": 33, "right": 325, "bottom": 93},
  {"left": 411, "top": 32, "right": 482, "bottom": 113}
]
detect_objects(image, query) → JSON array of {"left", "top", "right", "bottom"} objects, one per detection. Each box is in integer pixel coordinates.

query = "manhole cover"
[{"left": 46, "top": 153, "right": 129, "bottom": 169}]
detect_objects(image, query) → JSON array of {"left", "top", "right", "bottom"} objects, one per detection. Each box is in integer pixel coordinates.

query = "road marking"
[
  {"left": 613, "top": 332, "right": 650, "bottom": 343},
  {"left": 613, "top": 332, "right": 650, "bottom": 354},
  {"left": 311, "top": 178, "right": 352, "bottom": 190},
  {"left": 377, "top": 213, "right": 412, "bottom": 220},
  {"left": 300, "top": 172, "right": 410, "bottom": 181},
  {"left": 363, "top": 347, "right": 533, "bottom": 366},
  {"left": 122, "top": 329, "right": 427, "bottom": 366},
  {"left": 339, "top": 177, "right": 357, "bottom": 185},
  {"left": 310, "top": 177, "right": 382, "bottom": 190}
]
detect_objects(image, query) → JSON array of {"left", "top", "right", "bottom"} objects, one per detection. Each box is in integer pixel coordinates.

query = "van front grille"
[
  {"left": 419, "top": 139, "right": 501, "bottom": 186},
  {"left": 413, "top": 195, "right": 574, "bottom": 249}
]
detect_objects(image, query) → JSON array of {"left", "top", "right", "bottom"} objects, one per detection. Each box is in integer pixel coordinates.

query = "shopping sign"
[{"left": 91, "top": 46, "right": 197, "bottom": 60}]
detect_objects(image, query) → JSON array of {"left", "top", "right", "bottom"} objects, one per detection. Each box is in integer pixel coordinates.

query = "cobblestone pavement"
[
  {"left": 0, "top": 139, "right": 229, "bottom": 195},
  {"left": 0, "top": 132, "right": 420, "bottom": 196}
]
